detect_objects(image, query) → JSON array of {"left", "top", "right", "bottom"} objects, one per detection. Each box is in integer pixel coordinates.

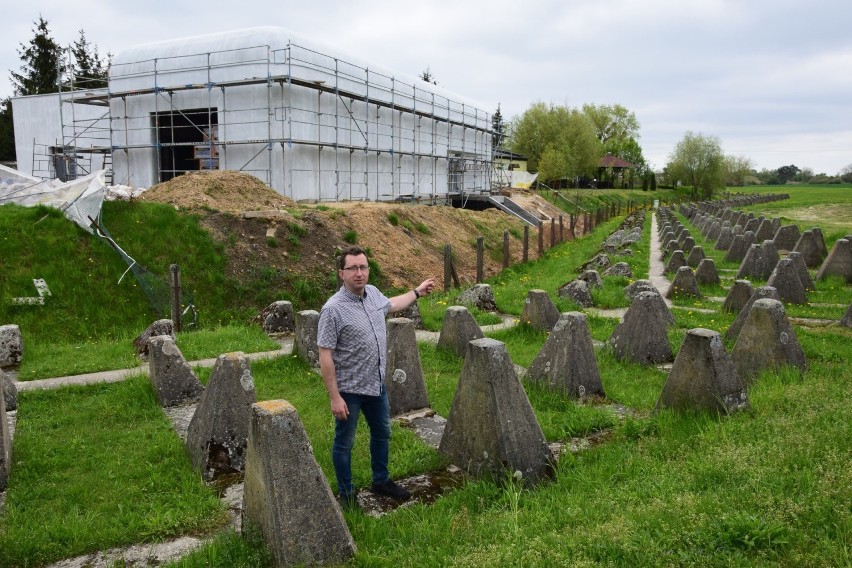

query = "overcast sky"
[{"left": 3, "top": 0, "right": 851, "bottom": 174}]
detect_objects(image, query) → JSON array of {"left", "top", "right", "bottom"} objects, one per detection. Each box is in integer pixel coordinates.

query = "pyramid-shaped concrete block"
[
  {"left": 0, "top": 324, "right": 23, "bottom": 368},
  {"left": 578, "top": 270, "right": 603, "bottom": 288},
  {"left": 793, "top": 230, "right": 825, "bottom": 268},
  {"left": 695, "top": 258, "right": 721, "bottom": 286},
  {"left": 662, "top": 239, "right": 680, "bottom": 260},
  {"left": 726, "top": 286, "right": 780, "bottom": 340},
  {"left": 787, "top": 252, "right": 815, "bottom": 292},
  {"left": 725, "top": 231, "right": 756, "bottom": 263},
  {"left": 841, "top": 303, "right": 852, "bottom": 328},
  {"left": 147, "top": 336, "right": 204, "bottom": 407},
  {"left": 609, "top": 291, "right": 674, "bottom": 364},
  {"left": 557, "top": 279, "right": 594, "bottom": 308},
  {"left": 527, "top": 312, "right": 605, "bottom": 399},
  {"left": 708, "top": 220, "right": 723, "bottom": 241},
  {"left": 438, "top": 338, "right": 553, "bottom": 485},
  {"left": 766, "top": 258, "right": 808, "bottom": 305},
  {"left": 666, "top": 266, "right": 702, "bottom": 299},
  {"left": 773, "top": 224, "right": 801, "bottom": 252},
  {"left": 243, "top": 400, "right": 356, "bottom": 566},
  {"left": 2, "top": 369, "right": 16, "bottom": 412},
  {"left": 456, "top": 284, "right": 498, "bottom": 312},
  {"left": 736, "top": 241, "right": 777, "bottom": 281},
  {"left": 132, "top": 319, "right": 174, "bottom": 358},
  {"left": 686, "top": 246, "right": 706, "bottom": 268},
  {"left": 731, "top": 298, "right": 807, "bottom": 386},
  {"left": 665, "top": 250, "right": 687, "bottom": 274},
  {"left": 385, "top": 318, "right": 430, "bottom": 416},
  {"left": 186, "top": 352, "right": 257, "bottom": 480},
  {"left": 656, "top": 328, "right": 749, "bottom": 414},
  {"left": 258, "top": 301, "right": 294, "bottom": 334},
  {"left": 0, "top": 375, "right": 10, "bottom": 491},
  {"left": 754, "top": 218, "right": 775, "bottom": 242},
  {"left": 437, "top": 306, "right": 484, "bottom": 358},
  {"left": 394, "top": 301, "right": 425, "bottom": 329},
  {"left": 624, "top": 279, "right": 657, "bottom": 302},
  {"left": 744, "top": 217, "right": 761, "bottom": 234},
  {"left": 715, "top": 226, "right": 734, "bottom": 251},
  {"left": 680, "top": 236, "right": 695, "bottom": 255},
  {"left": 812, "top": 227, "right": 828, "bottom": 258},
  {"left": 520, "top": 289, "right": 560, "bottom": 331},
  {"left": 815, "top": 238, "right": 852, "bottom": 283},
  {"left": 722, "top": 280, "right": 754, "bottom": 314},
  {"left": 294, "top": 310, "right": 320, "bottom": 367}
]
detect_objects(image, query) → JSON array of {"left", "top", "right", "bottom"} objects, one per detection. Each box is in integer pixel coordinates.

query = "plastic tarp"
[
  {"left": 0, "top": 165, "right": 107, "bottom": 234},
  {"left": 508, "top": 170, "right": 538, "bottom": 189}
]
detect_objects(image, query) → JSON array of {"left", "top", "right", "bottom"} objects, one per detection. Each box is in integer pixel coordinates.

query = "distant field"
[{"left": 730, "top": 185, "right": 852, "bottom": 238}]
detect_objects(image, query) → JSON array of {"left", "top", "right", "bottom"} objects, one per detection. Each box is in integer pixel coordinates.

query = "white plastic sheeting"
[{"left": 0, "top": 164, "right": 108, "bottom": 234}]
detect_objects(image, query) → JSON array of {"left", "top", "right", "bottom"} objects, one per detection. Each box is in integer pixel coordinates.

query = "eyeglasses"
[{"left": 342, "top": 265, "right": 370, "bottom": 273}]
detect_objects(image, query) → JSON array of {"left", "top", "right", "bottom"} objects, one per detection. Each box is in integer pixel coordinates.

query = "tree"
[
  {"left": 666, "top": 131, "right": 725, "bottom": 200},
  {"left": 582, "top": 103, "right": 640, "bottom": 145},
  {"left": 0, "top": 98, "right": 14, "bottom": 161},
  {"left": 11, "top": 16, "right": 63, "bottom": 96},
  {"left": 419, "top": 67, "right": 437, "bottom": 85},
  {"left": 70, "top": 29, "right": 109, "bottom": 89},
  {"left": 840, "top": 162, "right": 852, "bottom": 183},
  {"left": 775, "top": 164, "right": 800, "bottom": 185},
  {"left": 491, "top": 104, "right": 506, "bottom": 150},
  {"left": 582, "top": 103, "right": 647, "bottom": 173},
  {"left": 724, "top": 155, "right": 754, "bottom": 187},
  {"left": 508, "top": 102, "right": 601, "bottom": 182}
]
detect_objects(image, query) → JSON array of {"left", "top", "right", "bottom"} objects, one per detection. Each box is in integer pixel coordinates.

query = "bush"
[{"left": 343, "top": 230, "right": 358, "bottom": 244}]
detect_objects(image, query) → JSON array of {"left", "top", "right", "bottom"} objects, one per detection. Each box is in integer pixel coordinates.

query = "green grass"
[
  {"left": 0, "top": 377, "right": 227, "bottom": 566},
  {"left": 728, "top": 184, "right": 852, "bottom": 238},
  {"left": 2, "top": 195, "right": 850, "bottom": 566}
]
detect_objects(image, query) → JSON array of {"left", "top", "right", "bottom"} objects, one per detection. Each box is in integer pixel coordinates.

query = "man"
[{"left": 317, "top": 245, "right": 436, "bottom": 510}]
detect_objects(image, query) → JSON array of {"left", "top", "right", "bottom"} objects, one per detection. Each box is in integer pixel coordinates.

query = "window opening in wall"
[{"left": 153, "top": 108, "right": 218, "bottom": 182}]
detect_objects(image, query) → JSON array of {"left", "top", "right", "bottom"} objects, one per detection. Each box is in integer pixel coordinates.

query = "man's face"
[{"left": 339, "top": 253, "right": 370, "bottom": 295}]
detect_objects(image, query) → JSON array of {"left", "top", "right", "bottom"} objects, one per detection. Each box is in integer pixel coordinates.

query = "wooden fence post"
[
  {"left": 559, "top": 215, "right": 564, "bottom": 242},
  {"left": 550, "top": 218, "right": 555, "bottom": 247},
  {"left": 443, "top": 245, "right": 452, "bottom": 291},
  {"left": 169, "top": 263, "right": 182, "bottom": 332},
  {"left": 476, "top": 236, "right": 484, "bottom": 283},
  {"left": 523, "top": 225, "right": 529, "bottom": 262},
  {"left": 538, "top": 222, "right": 544, "bottom": 256}
]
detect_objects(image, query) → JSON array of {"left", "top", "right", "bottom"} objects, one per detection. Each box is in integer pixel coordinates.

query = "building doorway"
[{"left": 153, "top": 108, "right": 218, "bottom": 182}]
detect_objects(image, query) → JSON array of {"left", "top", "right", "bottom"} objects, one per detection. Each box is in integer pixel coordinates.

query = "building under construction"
[{"left": 12, "top": 27, "right": 494, "bottom": 203}]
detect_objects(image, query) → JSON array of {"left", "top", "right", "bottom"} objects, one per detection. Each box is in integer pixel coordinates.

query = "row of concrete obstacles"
[
  {"left": 553, "top": 212, "right": 646, "bottom": 308},
  {"left": 680, "top": 198, "right": 852, "bottom": 284}
]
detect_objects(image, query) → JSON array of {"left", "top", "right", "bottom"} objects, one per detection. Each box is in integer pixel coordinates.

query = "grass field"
[
  {"left": 1, "top": 187, "right": 850, "bottom": 567},
  {"left": 728, "top": 184, "right": 852, "bottom": 238}
]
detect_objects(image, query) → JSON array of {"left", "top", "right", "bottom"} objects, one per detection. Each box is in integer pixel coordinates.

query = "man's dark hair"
[{"left": 338, "top": 245, "right": 368, "bottom": 269}]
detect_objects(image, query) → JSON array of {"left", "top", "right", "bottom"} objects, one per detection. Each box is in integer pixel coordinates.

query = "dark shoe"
[
  {"left": 371, "top": 480, "right": 411, "bottom": 501},
  {"left": 338, "top": 492, "right": 361, "bottom": 512}
]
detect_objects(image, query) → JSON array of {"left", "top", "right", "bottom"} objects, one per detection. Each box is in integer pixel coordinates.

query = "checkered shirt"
[{"left": 317, "top": 284, "right": 391, "bottom": 396}]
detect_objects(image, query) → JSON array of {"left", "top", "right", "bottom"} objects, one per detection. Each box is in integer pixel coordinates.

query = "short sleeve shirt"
[{"left": 317, "top": 284, "right": 391, "bottom": 396}]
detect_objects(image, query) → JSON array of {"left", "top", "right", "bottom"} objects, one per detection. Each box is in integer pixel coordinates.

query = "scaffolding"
[{"left": 57, "top": 29, "right": 494, "bottom": 202}]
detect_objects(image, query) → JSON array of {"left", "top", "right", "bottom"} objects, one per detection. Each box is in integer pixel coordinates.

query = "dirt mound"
[
  {"left": 140, "top": 171, "right": 296, "bottom": 213},
  {"left": 136, "top": 170, "right": 581, "bottom": 298}
]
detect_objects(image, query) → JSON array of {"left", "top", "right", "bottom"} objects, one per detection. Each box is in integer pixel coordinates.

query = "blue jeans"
[{"left": 332, "top": 386, "right": 391, "bottom": 496}]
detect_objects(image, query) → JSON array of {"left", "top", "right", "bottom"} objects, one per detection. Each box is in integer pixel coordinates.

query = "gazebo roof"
[{"left": 599, "top": 154, "right": 635, "bottom": 168}]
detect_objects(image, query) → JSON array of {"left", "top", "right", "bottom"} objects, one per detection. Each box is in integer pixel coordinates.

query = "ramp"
[{"left": 485, "top": 195, "right": 541, "bottom": 226}]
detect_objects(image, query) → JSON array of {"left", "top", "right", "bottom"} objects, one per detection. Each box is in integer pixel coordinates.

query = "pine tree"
[
  {"left": 70, "top": 29, "right": 109, "bottom": 89},
  {"left": 491, "top": 104, "right": 506, "bottom": 150},
  {"left": 10, "top": 16, "right": 63, "bottom": 96},
  {"left": 419, "top": 67, "right": 437, "bottom": 85},
  {"left": 0, "top": 98, "right": 15, "bottom": 161}
]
